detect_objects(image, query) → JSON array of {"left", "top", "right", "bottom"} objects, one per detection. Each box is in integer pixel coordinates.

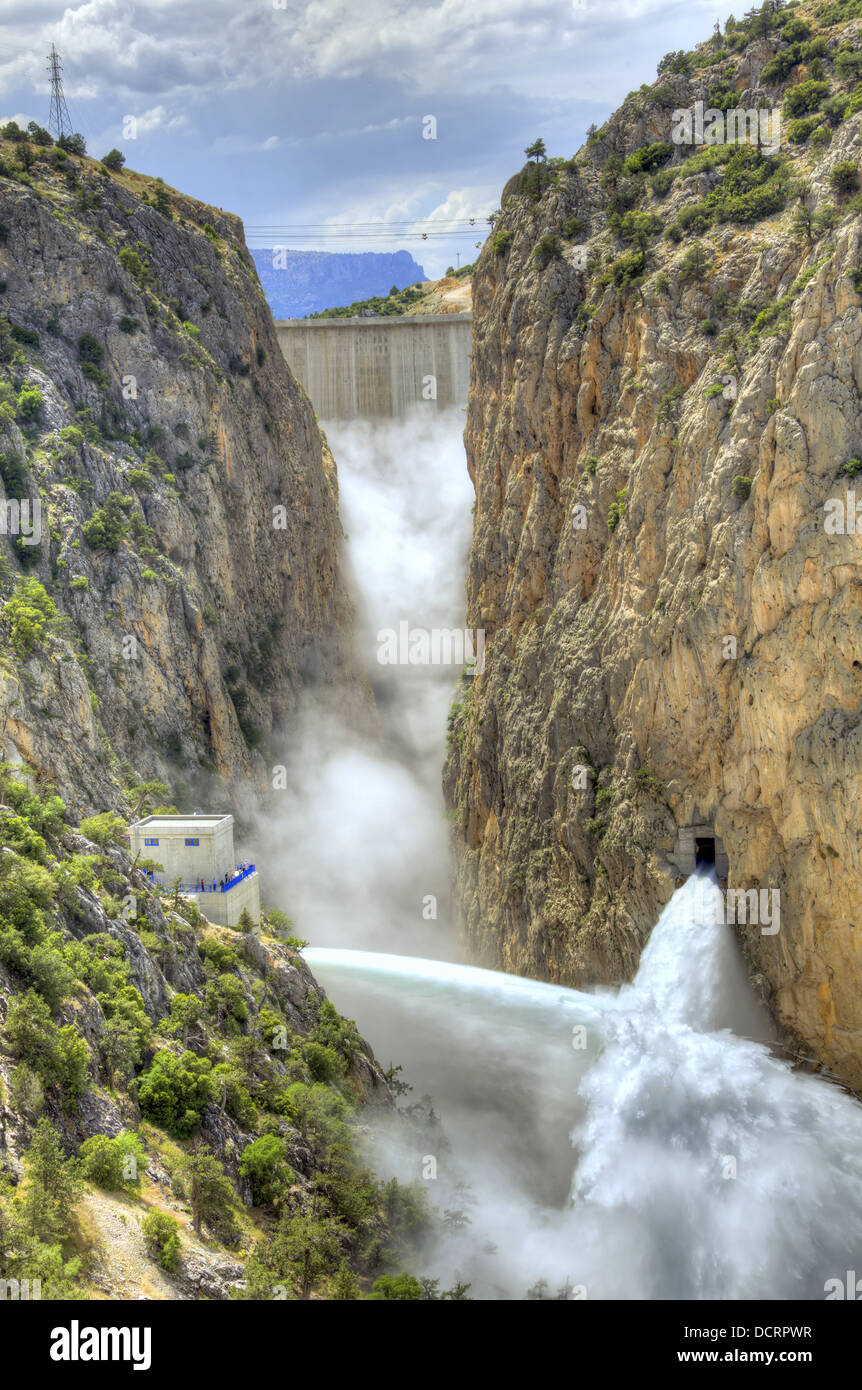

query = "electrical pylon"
[{"left": 47, "top": 45, "right": 73, "bottom": 140}]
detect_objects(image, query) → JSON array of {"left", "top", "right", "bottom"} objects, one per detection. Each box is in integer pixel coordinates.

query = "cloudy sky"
[{"left": 1, "top": 0, "right": 718, "bottom": 276}]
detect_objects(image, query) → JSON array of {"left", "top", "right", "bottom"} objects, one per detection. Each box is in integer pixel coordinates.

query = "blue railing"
[{"left": 146, "top": 864, "right": 256, "bottom": 894}]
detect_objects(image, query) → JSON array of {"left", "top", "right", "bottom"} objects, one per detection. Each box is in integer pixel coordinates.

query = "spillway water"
[
  {"left": 307, "top": 872, "right": 862, "bottom": 1300},
  {"left": 263, "top": 410, "right": 862, "bottom": 1299}
]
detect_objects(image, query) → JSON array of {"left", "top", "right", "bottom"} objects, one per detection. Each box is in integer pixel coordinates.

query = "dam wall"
[{"left": 274, "top": 313, "right": 472, "bottom": 420}]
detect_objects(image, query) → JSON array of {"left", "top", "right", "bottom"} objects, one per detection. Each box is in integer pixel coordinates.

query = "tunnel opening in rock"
[{"left": 666, "top": 824, "right": 729, "bottom": 881}]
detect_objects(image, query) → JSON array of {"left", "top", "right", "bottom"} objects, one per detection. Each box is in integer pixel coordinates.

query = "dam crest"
[{"left": 275, "top": 312, "right": 472, "bottom": 420}]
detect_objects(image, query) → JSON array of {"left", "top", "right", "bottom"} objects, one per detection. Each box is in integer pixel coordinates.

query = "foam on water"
[{"left": 306, "top": 872, "right": 862, "bottom": 1299}]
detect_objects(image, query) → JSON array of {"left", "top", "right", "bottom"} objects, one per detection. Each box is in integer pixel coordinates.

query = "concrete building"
[
  {"left": 274, "top": 312, "right": 472, "bottom": 420},
  {"left": 128, "top": 813, "right": 260, "bottom": 928}
]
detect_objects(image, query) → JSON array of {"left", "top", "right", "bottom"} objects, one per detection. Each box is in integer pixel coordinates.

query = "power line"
[
  {"left": 47, "top": 45, "right": 73, "bottom": 140},
  {"left": 244, "top": 218, "right": 492, "bottom": 239},
  {"left": 247, "top": 232, "right": 484, "bottom": 242},
  {"left": 246, "top": 219, "right": 490, "bottom": 230}
]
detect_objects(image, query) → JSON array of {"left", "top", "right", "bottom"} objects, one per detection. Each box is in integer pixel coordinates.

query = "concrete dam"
[{"left": 274, "top": 313, "right": 472, "bottom": 420}]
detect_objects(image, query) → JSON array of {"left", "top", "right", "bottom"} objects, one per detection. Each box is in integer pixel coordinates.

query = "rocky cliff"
[
  {"left": 0, "top": 145, "right": 362, "bottom": 821},
  {"left": 445, "top": 1, "right": 862, "bottom": 1086},
  {"left": 0, "top": 145, "right": 445, "bottom": 1301}
]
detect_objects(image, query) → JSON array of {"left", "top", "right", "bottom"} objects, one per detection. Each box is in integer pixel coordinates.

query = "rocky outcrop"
[
  {"left": 0, "top": 147, "right": 365, "bottom": 819},
  {"left": 446, "top": 3, "right": 862, "bottom": 1085}
]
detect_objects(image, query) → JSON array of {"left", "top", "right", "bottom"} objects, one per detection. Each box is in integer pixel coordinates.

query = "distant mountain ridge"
[{"left": 249, "top": 248, "right": 427, "bottom": 318}]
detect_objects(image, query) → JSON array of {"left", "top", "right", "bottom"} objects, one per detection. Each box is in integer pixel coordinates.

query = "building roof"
[{"left": 130, "top": 814, "right": 232, "bottom": 833}]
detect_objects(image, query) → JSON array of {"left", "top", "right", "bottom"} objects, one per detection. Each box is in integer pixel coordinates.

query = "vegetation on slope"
[
  {"left": 308, "top": 264, "right": 473, "bottom": 318},
  {"left": 0, "top": 764, "right": 464, "bottom": 1299},
  {"left": 488, "top": 0, "right": 862, "bottom": 309}
]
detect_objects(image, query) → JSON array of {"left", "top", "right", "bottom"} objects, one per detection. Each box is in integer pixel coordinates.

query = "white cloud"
[{"left": 0, "top": 0, "right": 722, "bottom": 109}]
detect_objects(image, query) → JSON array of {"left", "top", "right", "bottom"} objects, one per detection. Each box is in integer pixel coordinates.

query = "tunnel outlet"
[{"left": 666, "top": 824, "right": 729, "bottom": 881}]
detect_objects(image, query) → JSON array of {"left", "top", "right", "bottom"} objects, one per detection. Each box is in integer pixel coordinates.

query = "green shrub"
[
  {"left": 731, "top": 475, "right": 752, "bottom": 500},
  {"left": 657, "top": 49, "right": 693, "bottom": 76},
  {"left": 532, "top": 233, "right": 563, "bottom": 268},
  {"left": 16, "top": 386, "right": 44, "bottom": 424},
  {"left": 783, "top": 81, "right": 830, "bottom": 118},
  {"left": 3, "top": 579, "right": 56, "bottom": 657},
  {"left": 835, "top": 46, "right": 862, "bottom": 80},
  {"left": 142, "top": 1210, "right": 181, "bottom": 1271},
  {"left": 598, "top": 250, "right": 645, "bottom": 288},
  {"left": 311, "top": 998, "right": 362, "bottom": 1063},
  {"left": 11, "top": 323, "right": 39, "bottom": 348},
  {"left": 623, "top": 141, "right": 672, "bottom": 174},
  {"left": 837, "top": 456, "right": 862, "bottom": 478},
  {"left": 305, "top": 1040, "right": 343, "bottom": 1083},
  {"left": 650, "top": 168, "right": 677, "bottom": 197},
  {"left": 77, "top": 332, "right": 104, "bottom": 366},
  {"left": 607, "top": 487, "right": 629, "bottom": 532},
  {"left": 0, "top": 446, "right": 27, "bottom": 496},
  {"left": 492, "top": 229, "right": 513, "bottom": 256},
  {"left": 782, "top": 15, "right": 812, "bottom": 42},
  {"left": 205, "top": 973, "right": 249, "bottom": 1026},
  {"left": 830, "top": 160, "right": 860, "bottom": 194},
  {"left": 4, "top": 990, "right": 89, "bottom": 1108},
  {"left": 101, "top": 148, "right": 125, "bottom": 171},
  {"left": 82, "top": 491, "right": 133, "bottom": 551},
  {"left": 678, "top": 242, "right": 709, "bottom": 285},
  {"left": 79, "top": 1131, "right": 146, "bottom": 1188},
  {"left": 137, "top": 1049, "right": 214, "bottom": 1137},
  {"left": 198, "top": 937, "right": 239, "bottom": 974},
  {"left": 126, "top": 467, "right": 152, "bottom": 493},
  {"left": 787, "top": 117, "right": 820, "bottom": 143},
  {"left": 118, "top": 247, "right": 148, "bottom": 284},
  {"left": 57, "top": 132, "right": 86, "bottom": 155},
  {"left": 238, "top": 1134, "right": 290, "bottom": 1205},
  {"left": 612, "top": 210, "right": 661, "bottom": 248},
  {"left": 671, "top": 203, "right": 711, "bottom": 237},
  {"left": 80, "top": 812, "right": 127, "bottom": 848},
  {"left": 368, "top": 1273, "right": 423, "bottom": 1301}
]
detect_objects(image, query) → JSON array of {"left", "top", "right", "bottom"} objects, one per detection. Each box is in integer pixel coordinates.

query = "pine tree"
[
  {"left": 18, "top": 1118, "right": 81, "bottom": 1244},
  {"left": 180, "top": 1146, "right": 236, "bottom": 1239}
]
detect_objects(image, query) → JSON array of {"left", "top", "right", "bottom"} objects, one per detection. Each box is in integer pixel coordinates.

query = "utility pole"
[{"left": 47, "top": 45, "right": 73, "bottom": 140}]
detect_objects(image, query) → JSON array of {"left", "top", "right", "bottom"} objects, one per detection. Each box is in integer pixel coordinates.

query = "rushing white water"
[
  {"left": 255, "top": 408, "right": 472, "bottom": 958},
  {"left": 307, "top": 873, "right": 862, "bottom": 1299},
  {"left": 265, "top": 410, "right": 862, "bottom": 1299}
]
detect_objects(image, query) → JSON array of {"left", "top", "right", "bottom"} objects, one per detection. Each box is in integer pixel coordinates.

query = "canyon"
[
  {"left": 444, "top": 0, "right": 862, "bottom": 1089},
  {"left": 0, "top": 0, "right": 861, "bottom": 1306}
]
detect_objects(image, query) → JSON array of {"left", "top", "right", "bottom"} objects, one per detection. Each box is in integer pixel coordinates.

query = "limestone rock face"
[
  {"left": 0, "top": 154, "right": 363, "bottom": 818},
  {"left": 446, "top": 9, "right": 862, "bottom": 1085}
]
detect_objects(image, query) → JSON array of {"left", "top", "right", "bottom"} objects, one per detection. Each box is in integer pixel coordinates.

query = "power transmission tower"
[{"left": 47, "top": 45, "right": 73, "bottom": 140}]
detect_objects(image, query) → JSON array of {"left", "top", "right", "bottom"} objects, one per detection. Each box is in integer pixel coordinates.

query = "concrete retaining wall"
[{"left": 183, "top": 873, "right": 261, "bottom": 928}]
